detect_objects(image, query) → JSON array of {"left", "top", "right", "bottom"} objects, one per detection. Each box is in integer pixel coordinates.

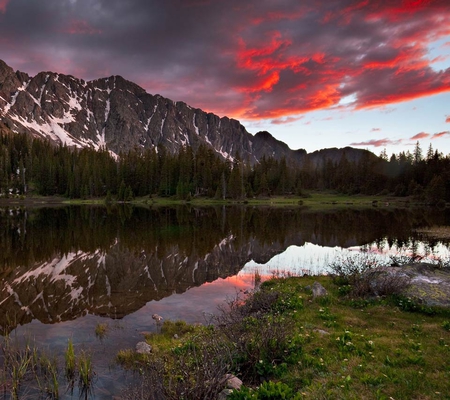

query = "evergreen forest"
[{"left": 0, "top": 132, "right": 448, "bottom": 203}]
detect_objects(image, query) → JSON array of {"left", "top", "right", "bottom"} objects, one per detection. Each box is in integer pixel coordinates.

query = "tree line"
[{"left": 0, "top": 133, "right": 448, "bottom": 203}]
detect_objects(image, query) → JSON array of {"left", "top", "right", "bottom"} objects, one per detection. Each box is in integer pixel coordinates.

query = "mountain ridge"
[{"left": 0, "top": 59, "right": 373, "bottom": 164}]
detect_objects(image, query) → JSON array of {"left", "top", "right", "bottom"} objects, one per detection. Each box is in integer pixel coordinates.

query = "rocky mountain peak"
[{"left": 0, "top": 59, "right": 372, "bottom": 165}]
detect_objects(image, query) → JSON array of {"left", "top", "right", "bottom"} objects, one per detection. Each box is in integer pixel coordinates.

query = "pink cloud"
[
  {"left": 0, "top": 0, "right": 10, "bottom": 13},
  {"left": 432, "top": 131, "right": 450, "bottom": 139},
  {"left": 271, "top": 116, "right": 304, "bottom": 125},
  {"left": 446, "top": 116, "right": 450, "bottom": 123},
  {"left": 410, "top": 132, "right": 430, "bottom": 140},
  {"left": 351, "top": 138, "right": 402, "bottom": 147},
  {"left": 371, "top": 128, "right": 381, "bottom": 132}
]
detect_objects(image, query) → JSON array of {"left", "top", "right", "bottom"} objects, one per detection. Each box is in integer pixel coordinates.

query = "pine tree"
[{"left": 413, "top": 141, "right": 422, "bottom": 165}]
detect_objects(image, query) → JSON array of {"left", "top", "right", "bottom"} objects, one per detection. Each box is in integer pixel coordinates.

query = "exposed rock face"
[
  {"left": 0, "top": 60, "right": 296, "bottom": 163},
  {"left": 0, "top": 59, "right": 374, "bottom": 165},
  {"left": 401, "top": 263, "right": 450, "bottom": 308}
]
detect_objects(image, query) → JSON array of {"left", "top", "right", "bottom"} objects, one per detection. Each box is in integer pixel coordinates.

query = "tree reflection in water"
[{"left": 0, "top": 205, "right": 449, "bottom": 333}]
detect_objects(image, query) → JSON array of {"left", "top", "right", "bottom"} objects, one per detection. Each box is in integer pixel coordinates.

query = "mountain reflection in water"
[{"left": 1, "top": 205, "right": 450, "bottom": 334}]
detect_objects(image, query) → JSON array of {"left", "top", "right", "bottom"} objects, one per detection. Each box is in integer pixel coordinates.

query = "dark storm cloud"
[{"left": 0, "top": 0, "right": 449, "bottom": 119}]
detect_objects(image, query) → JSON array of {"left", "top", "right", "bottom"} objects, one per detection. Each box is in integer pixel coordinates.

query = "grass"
[
  {"left": 0, "top": 335, "right": 96, "bottom": 399},
  {"left": 116, "top": 320, "right": 197, "bottom": 369},
  {"left": 117, "top": 275, "right": 450, "bottom": 399},
  {"left": 119, "top": 192, "right": 409, "bottom": 209},
  {"left": 0, "top": 191, "right": 423, "bottom": 209},
  {"left": 64, "top": 338, "right": 76, "bottom": 382},
  {"left": 78, "top": 350, "right": 94, "bottom": 395},
  {"left": 94, "top": 322, "right": 108, "bottom": 340}
]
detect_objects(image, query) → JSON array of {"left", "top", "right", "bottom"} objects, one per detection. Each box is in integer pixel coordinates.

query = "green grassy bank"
[
  {"left": 0, "top": 191, "right": 429, "bottom": 209},
  {"left": 118, "top": 274, "right": 450, "bottom": 399}
]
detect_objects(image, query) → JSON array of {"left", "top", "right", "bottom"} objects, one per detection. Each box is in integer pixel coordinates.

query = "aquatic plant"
[
  {"left": 64, "top": 338, "right": 76, "bottom": 382},
  {"left": 95, "top": 322, "right": 108, "bottom": 340},
  {"left": 78, "top": 350, "right": 94, "bottom": 397}
]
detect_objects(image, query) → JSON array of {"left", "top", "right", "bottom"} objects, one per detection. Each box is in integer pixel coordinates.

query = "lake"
[{"left": 1, "top": 204, "right": 449, "bottom": 398}]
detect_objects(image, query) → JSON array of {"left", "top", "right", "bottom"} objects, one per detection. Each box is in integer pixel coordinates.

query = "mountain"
[{"left": 0, "top": 59, "right": 373, "bottom": 164}]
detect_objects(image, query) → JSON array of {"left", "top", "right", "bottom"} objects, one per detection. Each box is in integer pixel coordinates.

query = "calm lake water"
[{"left": 1, "top": 204, "right": 449, "bottom": 398}]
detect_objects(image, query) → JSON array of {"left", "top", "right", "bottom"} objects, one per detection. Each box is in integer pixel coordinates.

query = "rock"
[
  {"left": 312, "top": 281, "right": 328, "bottom": 298},
  {"left": 223, "top": 374, "right": 243, "bottom": 390},
  {"left": 173, "top": 333, "right": 179, "bottom": 339},
  {"left": 152, "top": 313, "right": 163, "bottom": 322},
  {"left": 135, "top": 341, "right": 152, "bottom": 354},
  {"left": 399, "top": 263, "right": 450, "bottom": 308},
  {"left": 217, "top": 388, "right": 234, "bottom": 400},
  {"left": 314, "top": 329, "right": 330, "bottom": 336}
]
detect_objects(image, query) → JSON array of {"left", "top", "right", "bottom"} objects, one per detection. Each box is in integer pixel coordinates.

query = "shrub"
[
  {"left": 329, "top": 254, "right": 410, "bottom": 298},
  {"left": 120, "top": 327, "right": 235, "bottom": 400},
  {"left": 214, "top": 289, "right": 303, "bottom": 382}
]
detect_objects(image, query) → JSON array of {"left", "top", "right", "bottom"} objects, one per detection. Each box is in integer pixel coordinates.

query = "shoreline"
[{"left": 0, "top": 192, "right": 438, "bottom": 209}]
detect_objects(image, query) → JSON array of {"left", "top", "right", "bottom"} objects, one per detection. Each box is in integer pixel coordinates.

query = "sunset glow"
[{"left": 0, "top": 0, "right": 449, "bottom": 155}]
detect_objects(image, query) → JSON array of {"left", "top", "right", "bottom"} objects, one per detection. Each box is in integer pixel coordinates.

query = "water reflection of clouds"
[
  {"left": 243, "top": 242, "right": 345, "bottom": 276},
  {"left": 243, "top": 240, "right": 450, "bottom": 278}
]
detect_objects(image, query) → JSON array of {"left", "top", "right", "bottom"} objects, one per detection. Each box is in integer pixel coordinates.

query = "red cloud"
[
  {"left": 432, "top": 131, "right": 450, "bottom": 138},
  {"left": 351, "top": 138, "right": 402, "bottom": 147},
  {"left": 3, "top": 0, "right": 449, "bottom": 123},
  {"left": 226, "top": 0, "right": 450, "bottom": 120},
  {"left": 0, "top": 0, "right": 10, "bottom": 13},
  {"left": 410, "top": 132, "right": 430, "bottom": 140},
  {"left": 446, "top": 116, "right": 450, "bottom": 123},
  {"left": 61, "top": 20, "right": 102, "bottom": 35}
]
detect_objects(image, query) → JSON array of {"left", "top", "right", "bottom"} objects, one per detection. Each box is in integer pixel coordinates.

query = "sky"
[{"left": 0, "top": 0, "right": 449, "bottom": 157}]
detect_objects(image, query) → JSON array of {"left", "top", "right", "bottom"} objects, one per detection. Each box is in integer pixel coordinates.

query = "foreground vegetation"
[
  {"left": 0, "top": 336, "right": 94, "bottom": 399},
  {"left": 2, "top": 253, "right": 450, "bottom": 399},
  {"left": 117, "top": 264, "right": 450, "bottom": 399}
]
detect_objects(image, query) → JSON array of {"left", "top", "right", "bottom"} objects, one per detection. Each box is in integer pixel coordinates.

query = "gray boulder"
[
  {"left": 312, "top": 281, "right": 328, "bottom": 298},
  {"left": 223, "top": 374, "right": 243, "bottom": 390},
  {"left": 135, "top": 341, "right": 152, "bottom": 354}
]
